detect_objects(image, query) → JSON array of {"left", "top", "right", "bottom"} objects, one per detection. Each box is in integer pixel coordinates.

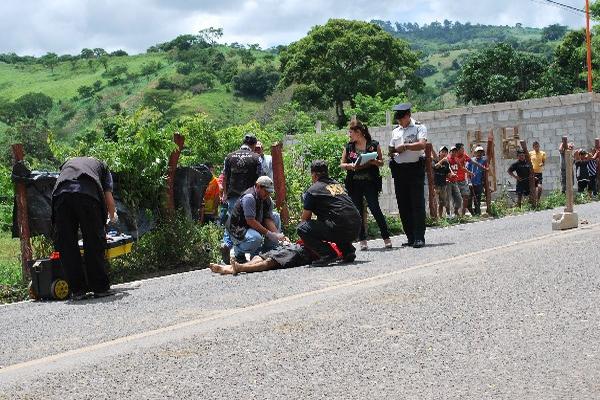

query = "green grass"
[{"left": 0, "top": 231, "right": 23, "bottom": 300}]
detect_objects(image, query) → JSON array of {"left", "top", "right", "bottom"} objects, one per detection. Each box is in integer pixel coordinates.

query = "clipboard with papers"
[{"left": 354, "top": 151, "right": 378, "bottom": 166}]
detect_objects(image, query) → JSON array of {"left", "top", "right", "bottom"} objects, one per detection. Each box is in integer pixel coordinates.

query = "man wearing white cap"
[
  {"left": 225, "top": 176, "right": 286, "bottom": 263},
  {"left": 467, "top": 146, "right": 487, "bottom": 215}
]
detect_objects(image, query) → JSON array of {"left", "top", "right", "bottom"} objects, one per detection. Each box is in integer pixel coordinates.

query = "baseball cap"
[
  {"left": 243, "top": 134, "right": 257, "bottom": 146},
  {"left": 516, "top": 149, "right": 525, "bottom": 155},
  {"left": 474, "top": 146, "right": 484, "bottom": 152},
  {"left": 439, "top": 145, "right": 448, "bottom": 152},
  {"left": 256, "top": 176, "right": 274, "bottom": 193},
  {"left": 450, "top": 145, "right": 457, "bottom": 151}
]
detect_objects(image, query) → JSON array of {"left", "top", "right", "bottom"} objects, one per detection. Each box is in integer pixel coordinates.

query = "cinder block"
[{"left": 552, "top": 212, "right": 578, "bottom": 230}]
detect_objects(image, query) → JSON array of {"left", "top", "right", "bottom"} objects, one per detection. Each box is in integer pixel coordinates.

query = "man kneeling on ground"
[
  {"left": 225, "top": 176, "right": 286, "bottom": 263},
  {"left": 297, "top": 160, "right": 362, "bottom": 267},
  {"left": 209, "top": 241, "right": 341, "bottom": 275}
]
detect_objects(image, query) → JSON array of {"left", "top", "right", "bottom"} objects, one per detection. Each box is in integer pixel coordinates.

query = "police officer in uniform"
[
  {"left": 388, "top": 103, "right": 427, "bottom": 248},
  {"left": 221, "top": 134, "right": 263, "bottom": 263},
  {"left": 297, "top": 160, "right": 362, "bottom": 267},
  {"left": 52, "top": 157, "right": 117, "bottom": 300}
]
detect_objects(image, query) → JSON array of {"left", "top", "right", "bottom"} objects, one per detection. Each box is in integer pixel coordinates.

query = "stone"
[{"left": 552, "top": 212, "right": 579, "bottom": 230}]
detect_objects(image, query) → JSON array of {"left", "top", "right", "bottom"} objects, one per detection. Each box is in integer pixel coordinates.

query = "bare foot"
[
  {"left": 230, "top": 260, "right": 240, "bottom": 275},
  {"left": 209, "top": 263, "right": 234, "bottom": 275}
]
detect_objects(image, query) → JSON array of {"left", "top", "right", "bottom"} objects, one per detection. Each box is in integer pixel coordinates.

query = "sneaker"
[
  {"left": 342, "top": 252, "right": 356, "bottom": 263},
  {"left": 70, "top": 291, "right": 88, "bottom": 301},
  {"left": 220, "top": 244, "right": 232, "bottom": 264},
  {"left": 401, "top": 241, "right": 414, "bottom": 247},
  {"left": 310, "top": 254, "right": 338, "bottom": 268},
  {"left": 412, "top": 240, "right": 425, "bottom": 248}
]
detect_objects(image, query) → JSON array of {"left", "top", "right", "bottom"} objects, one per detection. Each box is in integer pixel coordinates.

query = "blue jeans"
[
  {"left": 222, "top": 196, "right": 239, "bottom": 248},
  {"left": 231, "top": 212, "right": 281, "bottom": 259}
]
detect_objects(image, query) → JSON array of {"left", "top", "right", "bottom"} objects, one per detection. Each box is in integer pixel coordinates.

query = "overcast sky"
[{"left": 0, "top": 0, "right": 588, "bottom": 56}]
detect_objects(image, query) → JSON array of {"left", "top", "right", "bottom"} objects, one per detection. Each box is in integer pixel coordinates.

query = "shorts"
[
  {"left": 259, "top": 243, "right": 312, "bottom": 269},
  {"left": 534, "top": 173, "right": 543, "bottom": 185},
  {"left": 457, "top": 180, "right": 470, "bottom": 196},
  {"left": 448, "top": 182, "right": 463, "bottom": 208},
  {"left": 435, "top": 185, "right": 449, "bottom": 208},
  {"left": 516, "top": 180, "right": 530, "bottom": 195}
]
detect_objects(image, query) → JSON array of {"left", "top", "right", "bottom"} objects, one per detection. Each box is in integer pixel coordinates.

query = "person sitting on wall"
[{"left": 225, "top": 176, "right": 286, "bottom": 263}]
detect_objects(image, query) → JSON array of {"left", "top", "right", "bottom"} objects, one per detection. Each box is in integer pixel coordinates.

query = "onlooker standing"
[
  {"left": 255, "top": 141, "right": 273, "bottom": 180},
  {"left": 433, "top": 146, "right": 452, "bottom": 217},
  {"left": 388, "top": 103, "right": 427, "bottom": 248},
  {"left": 200, "top": 163, "right": 221, "bottom": 224},
  {"left": 341, "top": 120, "right": 391, "bottom": 250},
  {"left": 221, "top": 134, "right": 263, "bottom": 264},
  {"left": 467, "top": 146, "right": 487, "bottom": 216},
  {"left": 52, "top": 157, "right": 117, "bottom": 300},
  {"left": 589, "top": 147, "right": 599, "bottom": 196},
  {"left": 508, "top": 149, "right": 532, "bottom": 207},
  {"left": 529, "top": 141, "right": 546, "bottom": 201},
  {"left": 447, "top": 143, "right": 485, "bottom": 216},
  {"left": 446, "top": 146, "right": 462, "bottom": 216},
  {"left": 574, "top": 149, "right": 592, "bottom": 193}
]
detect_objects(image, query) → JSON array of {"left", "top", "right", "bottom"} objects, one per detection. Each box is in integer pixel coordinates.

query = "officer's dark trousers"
[
  {"left": 297, "top": 220, "right": 357, "bottom": 259},
  {"left": 391, "top": 160, "right": 426, "bottom": 243},
  {"left": 54, "top": 193, "right": 109, "bottom": 294}
]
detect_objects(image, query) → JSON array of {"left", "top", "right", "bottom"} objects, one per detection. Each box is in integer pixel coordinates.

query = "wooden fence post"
[
  {"left": 11, "top": 144, "right": 33, "bottom": 281},
  {"left": 166, "top": 133, "right": 185, "bottom": 213},
  {"left": 520, "top": 140, "right": 537, "bottom": 207},
  {"left": 595, "top": 138, "right": 599, "bottom": 193},
  {"left": 425, "top": 143, "right": 438, "bottom": 219},
  {"left": 484, "top": 131, "right": 494, "bottom": 213},
  {"left": 271, "top": 142, "right": 289, "bottom": 227},
  {"left": 315, "top": 121, "right": 322, "bottom": 134}
]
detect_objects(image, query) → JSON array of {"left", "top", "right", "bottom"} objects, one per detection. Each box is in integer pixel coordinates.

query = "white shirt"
[
  {"left": 389, "top": 118, "right": 427, "bottom": 164},
  {"left": 260, "top": 154, "right": 273, "bottom": 179}
]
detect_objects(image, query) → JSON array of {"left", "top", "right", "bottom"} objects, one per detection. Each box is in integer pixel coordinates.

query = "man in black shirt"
[
  {"left": 52, "top": 157, "right": 117, "bottom": 300},
  {"left": 297, "top": 160, "right": 361, "bottom": 267},
  {"left": 221, "top": 134, "right": 263, "bottom": 263},
  {"left": 508, "top": 149, "right": 532, "bottom": 208},
  {"left": 433, "top": 146, "right": 452, "bottom": 217}
]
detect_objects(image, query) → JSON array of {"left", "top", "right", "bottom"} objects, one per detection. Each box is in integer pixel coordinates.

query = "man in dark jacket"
[
  {"left": 52, "top": 157, "right": 117, "bottom": 300},
  {"left": 220, "top": 134, "right": 263, "bottom": 263},
  {"left": 297, "top": 160, "right": 361, "bottom": 267}
]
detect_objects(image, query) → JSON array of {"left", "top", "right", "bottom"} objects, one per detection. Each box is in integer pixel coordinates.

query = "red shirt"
[{"left": 447, "top": 154, "right": 471, "bottom": 182}]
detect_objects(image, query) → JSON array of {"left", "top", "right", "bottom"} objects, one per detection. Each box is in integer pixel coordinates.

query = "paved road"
[{"left": 1, "top": 203, "right": 600, "bottom": 399}]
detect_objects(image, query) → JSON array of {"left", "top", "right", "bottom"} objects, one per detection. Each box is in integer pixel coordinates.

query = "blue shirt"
[{"left": 468, "top": 156, "right": 487, "bottom": 186}]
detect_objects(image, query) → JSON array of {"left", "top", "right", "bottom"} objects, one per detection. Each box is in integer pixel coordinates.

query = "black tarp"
[{"left": 11, "top": 163, "right": 213, "bottom": 240}]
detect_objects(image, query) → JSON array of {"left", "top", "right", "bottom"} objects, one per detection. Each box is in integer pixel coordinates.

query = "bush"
[
  {"left": 140, "top": 61, "right": 163, "bottom": 76},
  {"left": 102, "top": 65, "right": 128, "bottom": 78},
  {"left": 109, "top": 214, "right": 222, "bottom": 283},
  {"left": 0, "top": 165, "right": 13, "bottom": 231},
  {"left": 232, "top": 66, "right": 280, "bottom": 99}
]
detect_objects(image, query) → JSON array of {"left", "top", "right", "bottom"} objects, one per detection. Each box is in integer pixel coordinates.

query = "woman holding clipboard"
[{"left": 341, "top": 120, "right": 391, "bottom": 250}]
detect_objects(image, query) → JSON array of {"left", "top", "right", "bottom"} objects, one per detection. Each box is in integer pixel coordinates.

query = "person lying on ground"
[{"left": 209, "top": 241, "right": 342, "bottom": 275}]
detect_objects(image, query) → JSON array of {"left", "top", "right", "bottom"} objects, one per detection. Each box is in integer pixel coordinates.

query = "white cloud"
[{"left": 0, "top": 0, "right": 589, "bottom": 56}]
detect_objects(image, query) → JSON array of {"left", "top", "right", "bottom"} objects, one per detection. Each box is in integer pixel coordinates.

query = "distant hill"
[{"left": 0, "top": 21, "right": 567, "bottom": 146}]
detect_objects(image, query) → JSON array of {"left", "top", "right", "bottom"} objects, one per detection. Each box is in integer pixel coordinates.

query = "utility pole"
[{"left": 586, "top": 0, "right": 593, "bottom": 92}]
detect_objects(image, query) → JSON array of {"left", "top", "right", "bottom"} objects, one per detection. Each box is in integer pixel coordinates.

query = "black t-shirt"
[
  {"left": 575, "top": 160, "right": 590, "bottom": 180},
  {"left": 304, "top": 177, "right": 361, "bottom": 232},
  {"left": 433, "top": 160, "right": 450, "bottom": 186},
  {"left": 508, "top": 160, "right": 531, "bottom": 179},
  {"left": 224, "top": 147, "right": 262, "bottom": 197}
]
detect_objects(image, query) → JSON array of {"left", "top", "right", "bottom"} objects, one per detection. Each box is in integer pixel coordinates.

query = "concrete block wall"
[{"left": 367, "top": 92, "right": 600, "bottom": 215}]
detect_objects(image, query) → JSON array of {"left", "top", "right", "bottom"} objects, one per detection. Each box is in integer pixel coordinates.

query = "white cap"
[{"left": 474, "top": 146, "right": 484, "bottom": 152}]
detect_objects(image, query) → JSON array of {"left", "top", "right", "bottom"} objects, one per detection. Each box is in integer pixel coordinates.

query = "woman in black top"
[{"left": 341, "top": 120, "right": 391, "bottom": 250}]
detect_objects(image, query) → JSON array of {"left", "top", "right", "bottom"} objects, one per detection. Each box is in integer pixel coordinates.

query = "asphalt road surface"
[{"left": 2, "top": 203, "right": 600, "bottom": 399}]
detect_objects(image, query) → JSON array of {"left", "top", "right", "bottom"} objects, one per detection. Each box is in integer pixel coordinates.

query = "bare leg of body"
[
  {"left": 209, "top": 256, "right": 279, "bottom": 275},
  {"left": 232, "top": 257, "right": 279, "bottom": 274}
]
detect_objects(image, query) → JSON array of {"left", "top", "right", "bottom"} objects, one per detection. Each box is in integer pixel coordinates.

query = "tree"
[
  {"left": 279, "top": 19, "right": 421, "bottom": 126},
  {"left": 142, "top": 89, "right": 177, "bottom": 114},
  {"left": 197, "top": 27, "right": 223, "bottom": 46},
  {"left": 80, "top": 48, "right": 94, "bottom": 59},
  {"left": 40, "top": 52, "right": 58, "bottom": 72},
  {"left": 455, "top": 43, "right": 548, "bottom": 105},
  {"left": 99, "top": 55, "right": 110, "bottom": 71},
  {"left": 238, "top": 49, "right": 256, "bottom": 67},
  {"left": 542, "top": 24, "right": 568, "bottom": 41},
  {"left": 13, "top": 92, "right": 53, "bottom": 120},
  {"left": 232, "top": 66, "right": 280, "bottom": 98}
]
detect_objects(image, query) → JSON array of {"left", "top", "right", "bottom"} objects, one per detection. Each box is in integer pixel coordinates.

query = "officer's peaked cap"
[{"left": 392, "top": 103, "right": 412, "bottom": 112}]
